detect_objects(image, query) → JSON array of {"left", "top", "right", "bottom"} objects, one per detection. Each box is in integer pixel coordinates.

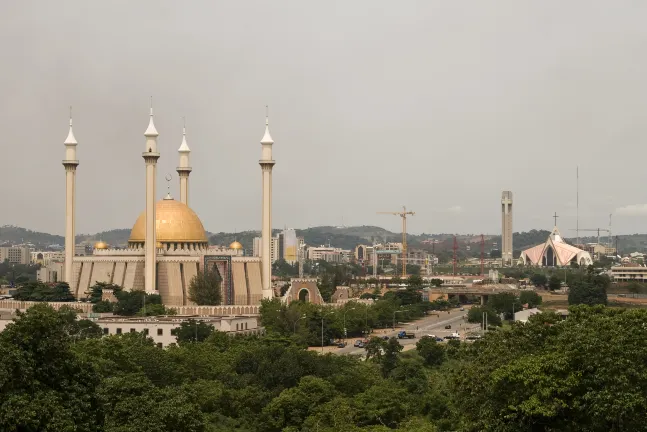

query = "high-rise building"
[
  {"left": 501, "top": 191, "right": 513, "bottom": 265},
  {"left": 281, "top": 228, "right": 298, "bottom": 264},
  {"left": 0, "top": 246, "right": 30, "bottom": 265},
  {"left": 253, "top": 236, "right": 279, "bottom": 263}
]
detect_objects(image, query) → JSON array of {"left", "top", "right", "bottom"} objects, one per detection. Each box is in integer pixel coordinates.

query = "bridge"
[{"left": 429, "top": 284, "right": 520, "bottom": 304}]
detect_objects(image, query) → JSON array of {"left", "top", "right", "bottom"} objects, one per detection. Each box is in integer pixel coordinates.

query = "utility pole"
[
  {"left": 480, "top": 234, "right": 485, "bottom": 277},
  {"left": 453, "top": 236, "right": 458, "bottom": 276}
]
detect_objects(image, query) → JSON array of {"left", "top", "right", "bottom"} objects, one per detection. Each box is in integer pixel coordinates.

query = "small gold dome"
[
  {"left": 229, "top": 241, "right": 243, "bottom": 250},
  {"left": 156, "top": 241, "right": 163, "bottom": 249},
  {"left": 129, "top": 198, "right": 208, "bottom": 245},
  {"left": 94, "top": 241, "right": 109, "bottom": 250}
]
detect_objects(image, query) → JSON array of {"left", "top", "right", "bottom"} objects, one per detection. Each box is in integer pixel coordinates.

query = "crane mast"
[{"left": 377, "top": 206, "right": 415, "bottom": 277}]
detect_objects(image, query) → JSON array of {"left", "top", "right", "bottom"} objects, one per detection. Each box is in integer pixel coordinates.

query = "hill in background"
[{"left": 1, "top": 224, "right": 644, "bottom": 255}]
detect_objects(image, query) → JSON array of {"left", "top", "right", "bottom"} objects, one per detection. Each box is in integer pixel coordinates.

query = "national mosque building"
[{"left": 58, "top": 106, "right": 276, "bottom": 306}]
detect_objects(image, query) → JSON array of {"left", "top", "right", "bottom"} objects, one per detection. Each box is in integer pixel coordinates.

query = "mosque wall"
[
  {"left": 71, "top": 261, "right": 83, "bottom": 295},
  {"left": 232, "top": 262, "right": 248, "bottom": 305},
  {"left": 246, "top": 262, "right": 263, "bottom": 305},
  {"left": 77, "top": 262, "right": 94, "bottom": 298},
  {"left": 157, "top": 262, "right": 185, "bottom": 306},
  {"left": 182, "top": 262, "right": 198, "bottom": 305},
  {"left": 113, "top": 262, "right": 126, "bottom": 287},
  {"left": 131, "top": 262, "right": 145, "bottom": 291},
  {"left": 90, "top": 262, "right": 114, "bottom": 286}
]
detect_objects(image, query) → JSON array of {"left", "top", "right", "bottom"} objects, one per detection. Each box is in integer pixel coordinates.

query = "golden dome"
[
  {"left": 128, "top": 198, "right": 208, "bottom": 244},
  {"left": 94, "top": 241, "right": 109, "bottom": 250},
  {"left": 229, "top": 241, "right": 243, "bottom": 250},
  {"left": 156, "top": 241, "right": 163, "bottom": 249}
]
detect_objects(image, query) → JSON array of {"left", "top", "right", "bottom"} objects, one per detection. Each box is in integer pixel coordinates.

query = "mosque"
[{"left": 59, "top": 106, "right": 276, "bottom": 306}]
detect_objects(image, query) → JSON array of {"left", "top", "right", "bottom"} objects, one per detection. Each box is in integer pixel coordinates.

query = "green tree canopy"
[
  {"left": 568, "top": 267, "right": 608, "bottom": 306},
  {"left": 416, "top": 336, "right": 445, "bottom": 367},
  {"left": 189, "top": 267, "right": 222, "bottom": 306},
  {"left": 529, "top": 273, "right": 547, "bottom": 287},
  {"left": 451, "top": 306, "right": 647, "bottom": 431},
  {"left": 0, "top": 304, "right": 103, "bottom": 431},
  {"left": 518, "top": 290, "right": 542, "bottom": 308},
  {"left": 171, "top": 319, "right": 215, "bottom": 344}
]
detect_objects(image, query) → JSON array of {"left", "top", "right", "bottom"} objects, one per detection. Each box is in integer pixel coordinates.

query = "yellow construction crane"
[{"left": 377, "top": 206, "right": 415, "bottom": 277}]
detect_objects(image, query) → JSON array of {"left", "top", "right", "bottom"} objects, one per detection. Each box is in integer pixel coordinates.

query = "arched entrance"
[
  {"left": 543, "top": 246, "right": 555, "bottom": 266},
  {"left": 298, "top": 288, "right": 310, "bottom": 302}
]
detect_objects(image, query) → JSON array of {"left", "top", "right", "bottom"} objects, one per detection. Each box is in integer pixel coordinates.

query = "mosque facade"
[{"left": 60, "top": 106, "right": 275, "bottom": 306}]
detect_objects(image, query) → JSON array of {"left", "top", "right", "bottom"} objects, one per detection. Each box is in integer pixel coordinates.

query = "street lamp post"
[
  {"left": 343, "top": 307, "right": 356, "bottom": 341},
  {"left": 321, "top": 310, "right": 334, "bottom": 353},
  {"left": 293, "top": 314, "right": 306, "bottom": 334},
  {"left": 393, "top": 310, "right": 406, "bottom": 330}
]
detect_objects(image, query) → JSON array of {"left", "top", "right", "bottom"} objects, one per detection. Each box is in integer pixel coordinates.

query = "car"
[
  {"left": 425, "top": 334, "right": 437, "bottom": 339},
  {"left": 445, "top": 325, "right": 452, "bottom": 329},
  {"left": 337, "top": 341, "right": 347, "bottom": 348},
  {"left": 459, "top": 307, "right": 465, "bottom": 311},
  {"left": 353, "top": 339, "right": 363, "bottom": 347},
  {"left": 381, "top": 335, "right": 390, "bottom": 341},
  {"left": 435, "top": 337, "right": 444, "bottom": 342}
]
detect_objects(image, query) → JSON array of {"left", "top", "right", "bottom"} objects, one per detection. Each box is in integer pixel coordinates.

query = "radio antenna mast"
[{"left": 576, "top": 166, "right": 579, "bottom": 246}]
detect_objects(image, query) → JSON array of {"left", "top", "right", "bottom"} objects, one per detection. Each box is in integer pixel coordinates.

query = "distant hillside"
[
  {"left": 0, "top": 226, "right": 65, "bottom": 247},
  {"left": 3, "top": 224, "right": 646, "bottom": 255}
]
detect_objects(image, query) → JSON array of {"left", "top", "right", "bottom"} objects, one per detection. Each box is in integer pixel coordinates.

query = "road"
[{"left": 333, "top": 307, "right": 478, "bottom": 356}]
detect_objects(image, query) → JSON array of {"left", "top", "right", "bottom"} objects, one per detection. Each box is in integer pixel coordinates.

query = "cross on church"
[{"left": 553, "top": 212, "right": 559, "bottom": 227}]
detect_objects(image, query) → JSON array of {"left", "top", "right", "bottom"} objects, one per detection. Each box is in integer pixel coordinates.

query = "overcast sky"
[{"left": 2, "top": 1, "right": 647, "bottom": 236}]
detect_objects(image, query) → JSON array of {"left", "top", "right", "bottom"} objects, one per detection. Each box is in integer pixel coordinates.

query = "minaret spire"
[
  {"left": 63, "top": 106, "right": 79, "bottom": 290},
  {"left": 142, "top": 99, "right": 160, "bottom": 293},
  {"left": 177, "top": 116, "right": 192, "bottom": 206},
  {"left": 259, "top": 106, "right": 276, "bottom": 300}
]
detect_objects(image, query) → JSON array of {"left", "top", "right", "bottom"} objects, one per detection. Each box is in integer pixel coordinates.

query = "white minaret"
[
  {"left": 259, "top": 110, "right": 275, "bottom": 299},
  {"left": 143, "top": 102, "right": 160, "bottom": 293},
  {"left": 177, "top": 118, "right": 192, "bottom": 206},
  {"left": 62, "top": 108, "right": 79, "bottom": 285}
]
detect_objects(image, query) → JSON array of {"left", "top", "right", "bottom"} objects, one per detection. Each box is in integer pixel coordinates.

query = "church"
[
  {"left": 519, "top": 225, "right": 593, "bottom": 267},
  {"left": 59, "top": 106, "right": 276, "bottom": 306}
]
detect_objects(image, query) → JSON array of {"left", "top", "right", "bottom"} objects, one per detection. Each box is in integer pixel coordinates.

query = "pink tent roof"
[
  {"left": 552, "top": 241, "right": 582, "bottom": 265},
  {"left": 523, "top": 244, "right": 545, "bottom": 265}
]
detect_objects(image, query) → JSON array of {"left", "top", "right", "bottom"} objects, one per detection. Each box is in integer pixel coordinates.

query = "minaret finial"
[
  {"left": 183, "top": 116, "right": 186, "bottom": 136},
  {"left": 164, "top": 174, "right": 172, "bottom": 199},
  {"left": 69, "top": 106, "right": 72, "bottom": 126},
  {"left": 265, "top": 105, "right": 269, "bottom": 126},
  {"left": 144, "top": 97, "right": 158, "bottom": 138}
]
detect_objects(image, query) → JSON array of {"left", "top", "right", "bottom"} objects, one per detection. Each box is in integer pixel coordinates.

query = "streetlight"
[
  {"left": 393, "top": 310, "right": 407, "bottom": 330},
  {"left": 342, "top": 307, "right": 356, "bottom": 341},
  {"left": 321, "top": 310, "right": 334, "bottom": 353},
  {"left": 293, "top": 314, "right": 306, "bottom": 334}
]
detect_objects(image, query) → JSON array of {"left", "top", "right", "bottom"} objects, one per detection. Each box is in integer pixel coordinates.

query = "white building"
[
  {"left": 31, "top": 251, "right": 66, "bottom": 265},
  {"left": 253, "top": 236, "right": 279, "bottom": 263},
  {"left": 514, "top": 308, "right": 541, "bottom": 324},
  {"left": 0, "top": 315, "right": 260, "bottom": 348},
  {"left": 0, "top": 246, "right": 30, "bottom": 265},
  {"left": 97, "top": 315, "right": 260, "bottom": 347},
  {"left": 610, "top": 266, "right": 647, "bottom": 283}
]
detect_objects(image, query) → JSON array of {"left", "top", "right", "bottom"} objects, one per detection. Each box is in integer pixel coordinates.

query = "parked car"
[
  {"left": 337, "top": 341, "right": 347, "bottom": 348},
  {"left": 381, "top": 335, "right": 390, "bottom": 341},
  {"left": 459, "top": 307, "right": 465, "bottom": 311},
  {"left": 445, "top": 325, "right": 452, "bottom": 329},
  {"left": 435, "top": 337, "right": 444, "bottom": 342},
  {"left": 353, "top": 339, "right": 363, "bottom": 347}
]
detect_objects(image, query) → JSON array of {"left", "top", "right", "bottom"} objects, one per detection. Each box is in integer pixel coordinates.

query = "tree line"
[{"left": 1, "top": 300, "right": 645, "bottom": 431}]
